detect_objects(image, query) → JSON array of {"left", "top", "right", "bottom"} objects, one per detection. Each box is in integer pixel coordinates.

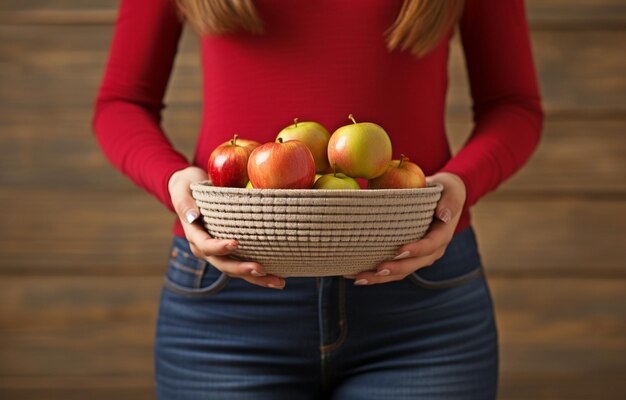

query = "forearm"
[
  {"left": 93, "top": 100, "right": 190, "bottom": 211},
  {"left": 441, "top": 99, "right": 543, "bottom": 207}
]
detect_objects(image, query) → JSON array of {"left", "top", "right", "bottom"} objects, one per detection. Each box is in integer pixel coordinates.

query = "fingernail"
[
  {"left": 354, "top": 279, "right": 368, "bottom": 286},
  {"left": 251, "top": 269, "right": 266, "bottom": 277},
  {"left": 375, "top": 269, "right": 391, "bottom": 276},
  {"left": 267, "top": 282, "right": 285, "bottom": 290},
  {"left": 393, "top": 251, "right": 411, "bottom": 260},
  {"left": 438, "top": 208, "right": 452, "bottom": 224},
  {"left": 343, "top": 275, "right": 356, "bottom": 279},
  {"left": 185, "top": 210, "right": 199, "bottom": 224},
  {"left": 226, "top": 242, "right": 238, "bottom": 251}
]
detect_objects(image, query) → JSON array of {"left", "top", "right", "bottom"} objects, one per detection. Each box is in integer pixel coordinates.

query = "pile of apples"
[{"left": 208, "top": 114, "right": 426, "bottom": 190}]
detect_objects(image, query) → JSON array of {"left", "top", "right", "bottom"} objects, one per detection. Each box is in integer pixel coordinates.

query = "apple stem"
[
  {"left": 293, "top": 118, "right": 299, "bottom": 127},
  {"left": 231, "top": 134, "right": 238, "bottom": 146},
  {"left": 399, "top": 154, "right": 407, "bottom": 168},
  {"left": 332, "top": 163, "right": 337, "bottom": 177},
  {"left": 348, "top": 114, "right": 357, "bottom": 124},
  {"left": 277, "top": 137, "right": 284, "bottom": 144}
]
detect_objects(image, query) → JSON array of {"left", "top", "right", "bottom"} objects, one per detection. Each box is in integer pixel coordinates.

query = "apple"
[
  {"left": 314, "top": 174, "right": 323, "bottom": 183},
  {"left": 327, "top": 114, "right": 392, "bottom": 179},
  {"left": 245, "top": 181, "right": 254, "bottom": 189},
  {"left": 247, "top": 138, "right": 316, "bottom": 189},
  {"left": 276, "top": 118, "right": 331, "bottom": 173},
  {"left": 220, "top": 134, "right": 260, "bottom": 152},
  {"left": 208, "top": 135, "right": 252, "bottom": 188},
  {"left": 368, "top": 155, "right": 426, "bottom": 189},
  {"left": 314, "top": 170, "right": 360, "bottom": 190}
]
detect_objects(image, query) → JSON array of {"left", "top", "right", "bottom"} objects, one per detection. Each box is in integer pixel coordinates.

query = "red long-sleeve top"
[{"left": 93, "top": 0, "right": 543, "bottom": 238}]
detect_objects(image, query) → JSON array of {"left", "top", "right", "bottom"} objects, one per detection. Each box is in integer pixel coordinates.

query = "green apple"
[
  {"left": 314, "top": 171, "right": 360, "bottom": 190},
  {"left": 314, "top": 174, "right": 322, "bottom": 183},
  {"left": 245, "top": 180, "right": 254, "bottom": 189},
  {"left": 276, "top": 118, "right": 331, "bottom": 174},
  {"left": 327, "top": 114, "right": 392, "bottom": 179}
]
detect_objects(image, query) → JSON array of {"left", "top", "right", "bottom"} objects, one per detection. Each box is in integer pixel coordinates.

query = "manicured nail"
[
  {"left": 354, "top": 279, "right": 368, "bottom": 286},
  {"left": 438, "top": 208, "right": 452, "bottom": 224},
  {"left": 251, "top": 269, "right": 266, "bottom": 277},
  {"left": 376, "top": 269, "right": 391, "bottom": 276},
  {"left": 185, "top": 210, "right": 199, "bottom": 224},
  {"left": 226, "top": 242, "right": 238, "bottom": 251},
  {"left": 393, "top": 251, "right": 411, "bottom": 260},
  {"left": 267, "top": 282, "right": 285, "bottom": 290}
]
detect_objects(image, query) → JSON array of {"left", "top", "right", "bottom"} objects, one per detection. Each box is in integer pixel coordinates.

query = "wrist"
[
  {"left": 427, "top": 172, "right": 467, "bottom": 208},
  {"left": 168, "top": 166, "right": 207, "bottom": 196}
]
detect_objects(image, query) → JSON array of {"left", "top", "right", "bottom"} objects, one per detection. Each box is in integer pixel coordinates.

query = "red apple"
[
  {"left": 367, "top": 155, "right": 426, "bottom": 189},
  {"left": 328, "top": 114, "right": 392, "bottom": 179},
  {"left": 207, "top": 135, "right": 252, "bottom": 188},
  {"left": 219, "top": 135, "right": 260, "bottom": 153},
  {"left": 247, "top": 138, "right": 316, "bottom": 189},
  {"left": 276, "top": 118, "right": 330, "bottom": 173}
]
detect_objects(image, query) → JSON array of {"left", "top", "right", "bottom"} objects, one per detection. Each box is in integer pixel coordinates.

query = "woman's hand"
[
  {"left": 168, "top": 166, "right": 286, "bottom": 289},
  {"left": 348, "top": 172, "right": 467, "bottom": 286}
]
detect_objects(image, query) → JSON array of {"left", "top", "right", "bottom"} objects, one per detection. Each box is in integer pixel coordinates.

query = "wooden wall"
[{"left": 1, "top": 1, "right": 625, "bottom": 398}]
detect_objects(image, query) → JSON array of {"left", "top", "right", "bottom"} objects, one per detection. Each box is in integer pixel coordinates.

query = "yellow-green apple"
[
  {"left": 314, "top": 170, "right": 360, "bottom": 190},
  {"left": 247, "top": 138, "right": 316, "bottom": 189},
  {"left": 328, "top": 114, "right": 392, "bottom": 179},
  {"left": 368, "top": 155, "right": 426, "bottom": 189},
  {"left": 276, "top": 118, "right": 330, "bottom": 173},
  {"left": 208, "top": 135, "right": 252, "bottom": 187},
  {"left": 245, "top": 181, "right": 254, "bottom": 189},
  {"left": 220, "top": 134, "right": 260, "bottom": 152}
]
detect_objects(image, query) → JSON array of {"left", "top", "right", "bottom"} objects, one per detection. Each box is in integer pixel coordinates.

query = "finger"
[
  {"left": 393, "top": 220, "right": 449, "bottom": 259},
  {"left": 183, "top": 222, "right": 238, "bottom": 258},
  {"left": 208, "top": 256, "right": 285, "bottom": 289},
  {"left": 352, "top": 252, "right": 442, "bottom": 286},
  {"left": 356, "top": 221, "right": 452, "bottom": 286}
]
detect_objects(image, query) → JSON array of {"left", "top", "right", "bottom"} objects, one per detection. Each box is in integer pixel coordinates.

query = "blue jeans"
[{"left": 155, "top": 227, "right": 498, "bottom": 399}]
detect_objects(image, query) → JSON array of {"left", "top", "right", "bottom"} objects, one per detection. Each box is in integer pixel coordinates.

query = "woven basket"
[{"left": 191, "top": 181, "right": 443, "bottom": 277}]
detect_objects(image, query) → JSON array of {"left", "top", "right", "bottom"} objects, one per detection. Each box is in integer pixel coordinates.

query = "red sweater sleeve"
[
  {"left": 441, "top": 0, "right": 544, "bottom": 207},
  {"left": 92, "top": 0, "right": 190, "bottom": 212}
]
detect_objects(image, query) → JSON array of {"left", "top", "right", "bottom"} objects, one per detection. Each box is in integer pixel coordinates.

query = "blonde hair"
[{"left": 175, "top": 0, "right": 464, "bottom": 57}]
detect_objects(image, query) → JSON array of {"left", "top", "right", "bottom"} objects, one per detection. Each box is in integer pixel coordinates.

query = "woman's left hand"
[{"left": 348, "top": 172, "right": 467, "bottom": 286}]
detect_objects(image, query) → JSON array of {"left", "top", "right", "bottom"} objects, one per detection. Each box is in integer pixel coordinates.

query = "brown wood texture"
[{"left": 0, "top": 1, "right": 625, "bottom": 399}]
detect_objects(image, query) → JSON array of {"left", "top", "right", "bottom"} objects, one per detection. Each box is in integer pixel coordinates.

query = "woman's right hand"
[{"left": 168, "top": 166, "right": 286, "bottom": 289}]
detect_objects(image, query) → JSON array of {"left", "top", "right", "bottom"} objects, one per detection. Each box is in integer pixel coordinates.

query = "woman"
[{"left": 93, "top": 0, "right": 542, "bottom": 398}]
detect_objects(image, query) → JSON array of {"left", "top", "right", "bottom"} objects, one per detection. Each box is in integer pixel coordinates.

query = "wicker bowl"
[{"left": 190, "top": 181, "right": 443, "bottom": 277}]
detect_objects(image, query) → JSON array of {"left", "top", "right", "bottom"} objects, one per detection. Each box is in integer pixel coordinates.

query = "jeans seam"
[
  {"left": 169, "top": 259, "right": 202, "bottom": 275},
  {"left": 194, "top": 260, "right": 209, "bottom": 289},
  {"left": 162, "top": 273, "right": 230, "bottom": 298},
  {"left": 410, "top": 265, "right": 483, "bottom": 289},
  {"left": 320, "top": 278, "right": 347, "bottom": 354}
]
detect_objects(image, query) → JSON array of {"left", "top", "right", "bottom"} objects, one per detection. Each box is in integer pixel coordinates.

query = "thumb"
[
  {"left": 169, "top": 166, "right": 208, "bottom": 225},
  {"left": 426, "top": 174, "right": 460, "bottom": 225},
  {"left": 435, "top": 205, "right": 453, "bottom": 224},
  {"left": 171, "top": 181, "right": 201, "bottom": 225}
]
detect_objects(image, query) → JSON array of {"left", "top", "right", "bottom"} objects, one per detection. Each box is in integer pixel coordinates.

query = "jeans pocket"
[
  {"left": 408, "top": 265, "right": 483, "bottom": 289},
  {"left": 162, "top": 237, "right": 230, "bottom": 298}
]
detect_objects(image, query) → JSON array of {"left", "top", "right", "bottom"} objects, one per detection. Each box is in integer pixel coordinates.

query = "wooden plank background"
[{"left": 0, "top": 0, "right": 625, "bottom": 399}]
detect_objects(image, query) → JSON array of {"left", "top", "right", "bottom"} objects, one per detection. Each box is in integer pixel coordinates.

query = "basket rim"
[{"left": 191, "top": 181, "right": 443, "bottom": 198}]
